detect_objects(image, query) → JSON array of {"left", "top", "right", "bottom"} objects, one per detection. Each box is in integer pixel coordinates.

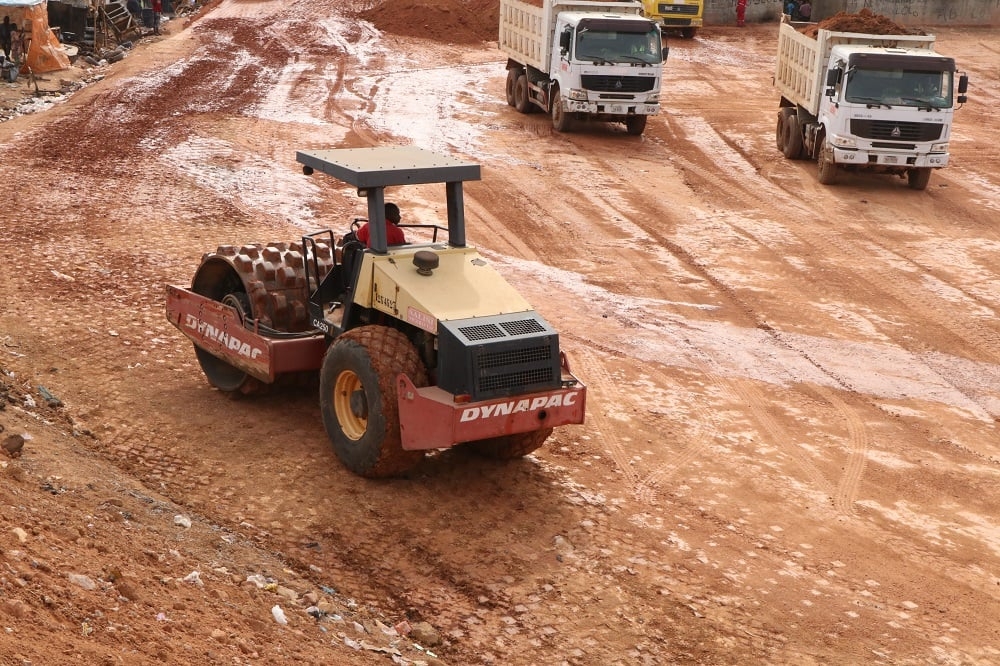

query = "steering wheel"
[{"left": 340, "top": 217, "right": 366, "bottom": 247}]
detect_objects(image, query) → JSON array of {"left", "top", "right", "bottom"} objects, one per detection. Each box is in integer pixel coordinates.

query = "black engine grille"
[
  {"left": 581, "top": 75, "right": 656, "bottom": 93},
  {"left": 850, "top": 119, "right": 943, "bottom": 142},
  {"left": 438, "top": 313, "right": 561, "bottom": 400}
]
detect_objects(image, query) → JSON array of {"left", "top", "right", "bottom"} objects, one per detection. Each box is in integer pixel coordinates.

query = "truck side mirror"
[
  {"left": 825, "top": 68, "right": 840, "bottom": 98},
  {"left": 957, "top": 73, "right": 969, "bottom": 104},
  {"left": 559, "top": 30, "right": 571, "bottom": 53}
]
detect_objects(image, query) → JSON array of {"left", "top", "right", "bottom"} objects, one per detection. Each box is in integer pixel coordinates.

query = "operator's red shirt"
[{"left": 357, "top": 221, "right": 406, "bottom": 247}]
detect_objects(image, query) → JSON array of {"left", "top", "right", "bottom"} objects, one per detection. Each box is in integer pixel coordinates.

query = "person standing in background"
[
  {"left": 151, "top": 0, "right": 162, "bottom": 35},
  {"left": 0, "top": 16, "right": 18, "bottom": 58},
  {"left": 736, "top": 0, "right": 747, "bottom": 27},
  {"left": 798, "top": 0, "right": 812, "bottom": 21}
]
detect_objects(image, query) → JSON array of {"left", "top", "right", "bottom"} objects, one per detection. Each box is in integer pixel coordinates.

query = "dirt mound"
[
  {"left": 356, "top": 0, "right": 501, "bottom": 44},
  {"left": 803, "top": 8, "right": 921, "bottom": 37}
]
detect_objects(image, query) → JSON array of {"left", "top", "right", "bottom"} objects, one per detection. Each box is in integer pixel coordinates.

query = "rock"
[
  {"left": 275, "top": 585, "right": 298, "bottom": 602},
  {"left": 68, "top": 573, "right": 97, "bottom": 590},
  {"left": 2, "top": 434, "right": 24, "bottom": 458},
  {"left": 115, "top": 578, "right": 142, "bottom": 601},
  {"left": 1, "top": 600, "right": 28, "bottom": 619},
  {"left": 409, "top": 621, "right": 441, "bottom": 646}
]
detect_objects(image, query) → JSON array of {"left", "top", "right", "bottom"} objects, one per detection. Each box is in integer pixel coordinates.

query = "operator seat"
[{"left": 340, "top": 239, "right": 366, "bottom": 294}]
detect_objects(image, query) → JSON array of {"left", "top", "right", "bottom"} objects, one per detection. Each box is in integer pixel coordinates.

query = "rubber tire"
[
  {"left": 776, "top": 108, "right": 794, "bottom": 152},
  {"left": 817, "top": 141, "right": 839, "bottom": 185},
  {"left": 781, "top": 113, "right": 804, "bottom": 159},
  {"left": 681, "top": 27, "right": 697, "bottom": 39},
  {"left": 469, "top": 428, "right": 553, "bottom": 460},
  {"left": 907, "top": 167, "right": 932, "bottom": 190},
  {"left": 551, "top": 88, "right": 572, "bottom": 132},
  {"left": 625, "top": 115, "right": 647, "bottom": 136},
  {"left": 505, "top": 68, "right": 518, "bottom": 107},
  {"left": 514, "top": 73, "right": 533, "bottom": 114},
  {"left": 319, "top": 326, "right": 427, "bottom": 478}
]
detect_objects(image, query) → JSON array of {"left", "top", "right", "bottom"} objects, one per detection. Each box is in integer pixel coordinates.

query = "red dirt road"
[{"left": 1, "top": 2, "right": 999, "bottom": 664}]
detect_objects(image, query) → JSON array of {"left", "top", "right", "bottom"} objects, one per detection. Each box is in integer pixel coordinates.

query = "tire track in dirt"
[
  {"left": 643, "top": 112, "right": 999, "bottom": 436},
  {"left": 537, "top": 131, "right": 860, "bottom": 515},
  {"left": 467, "top": 119, "right": 868, "bottom": 515}
]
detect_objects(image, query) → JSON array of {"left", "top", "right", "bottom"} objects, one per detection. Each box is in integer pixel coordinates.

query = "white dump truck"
[
  {"left": 500, "top": 0, "right": 664, "bottom": 135},
  {"left": 774, "top": 15, "right": 968, "bottom": 189}
]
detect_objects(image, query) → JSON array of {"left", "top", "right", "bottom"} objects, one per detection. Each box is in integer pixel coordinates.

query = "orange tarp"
[{"left": 1, "top": 1, "right": 70, "bottom": 73}]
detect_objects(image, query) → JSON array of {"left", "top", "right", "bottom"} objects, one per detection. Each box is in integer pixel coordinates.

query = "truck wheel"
[
  {"left": 776, "top": 108, "right": 794, "bottom": 152},
  {"left": 319, "top": 326, "right": 427, "bottom": 478},
  {"left": 907, "top": 168, "right": 931, "bottom": 190},
  {"left": 551, "top": 88, "right": 572, "bottom": 132},
  {"left": 817, "top": 141, "right": 839, "bottom": 185},
  {"left": 781, "top": 114, "right": 803, "bottom": 159},
  {"left": 514, "top": 73, "right": 533, "bottom": 114},
  {"left": 469, "top": 428, "right": 553, "bottom": 460},
  {"left": 625, "top": 115, "right": 647, "bottom": 136},
  {"left": 505, "top": 68, "right": 518, "bottom": 107},
  {"left": 681, "top": 27, "right": 697, "bottom": 39}
]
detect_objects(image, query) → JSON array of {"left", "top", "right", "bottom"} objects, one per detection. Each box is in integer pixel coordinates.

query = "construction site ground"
[{"left": 1, "top": 1, "right": 999, "bottom": 664}]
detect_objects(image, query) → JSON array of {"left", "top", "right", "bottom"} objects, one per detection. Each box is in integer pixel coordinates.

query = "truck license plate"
[
  {"left": 609, "top": 104, "right": 625, "bottom": 114},
  {"left": 882, "top": 155, "right": 899, "bottom": 164}
]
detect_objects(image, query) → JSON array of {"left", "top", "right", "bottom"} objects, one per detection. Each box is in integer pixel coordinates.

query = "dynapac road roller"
[{"left": 166, "top": 146, "right": 586, "bottom": 477}]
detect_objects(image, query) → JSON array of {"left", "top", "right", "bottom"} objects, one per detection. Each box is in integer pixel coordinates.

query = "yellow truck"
[{"left": 640, "top": 0, "right": 703, "bottom": 38}]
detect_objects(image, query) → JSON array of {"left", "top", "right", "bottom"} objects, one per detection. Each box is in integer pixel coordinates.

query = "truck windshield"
[
  {"left": 575, "top": 27, "right": 663, "bottom": 65},
  {"left": 845, "top": 69, "right": 954, "bottom": 109}
]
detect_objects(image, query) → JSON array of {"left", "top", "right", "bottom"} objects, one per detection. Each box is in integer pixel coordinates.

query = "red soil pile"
[
  {"left": 356, "top": 0, "right": 501, "bottom": 44},
  {"left": 803, "top": 8, "right": 921, "bottom": 37}
]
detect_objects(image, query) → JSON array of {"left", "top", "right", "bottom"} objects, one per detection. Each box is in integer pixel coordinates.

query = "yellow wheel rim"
[{"left": 334, "top": 369, "right": 366, "bottom": 440}]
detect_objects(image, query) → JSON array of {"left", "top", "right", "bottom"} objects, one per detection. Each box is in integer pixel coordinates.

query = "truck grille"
[
  {"left": 850, "top": 120, "right": 943, "bottom": 142},
  {"left": 657, "top": 3, "right": 698, "bottom": 15},
  {"left": 581, "top": 75, "right": 656, "bottom": 93},
  {"left": 437, "top": 313, "right": 561, "bottom": 400}
]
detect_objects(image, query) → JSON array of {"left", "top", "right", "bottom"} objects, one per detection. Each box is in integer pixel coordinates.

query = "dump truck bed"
[{"left": 499, "top": 0, "right": 645, "bottom": 72}]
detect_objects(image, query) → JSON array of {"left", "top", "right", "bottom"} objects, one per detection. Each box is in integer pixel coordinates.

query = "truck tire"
[
  {"left": 319, "top": 326, "right": 427, "bottom": 478},
  {"left": 776, "top": 108, "right": 794, "bottom": 152},
  {"left": 817, "top": 141, "right": 839, "bottom": 185},
  {"left": 681, "top": 27, "right": 697, "bottom": 39},
  {"left": 514, "top": 74, "right": 534, "bottom": 114},
  {"left": 505, "top": 69, "right": 518, "bottom": 107},
  {"left": 469, "top": 428, "right": 553, "bottom": 460},
  {"left": 625, "top": 115, "right": 647, "bottom": 136},
  {"left": 907, "top": 168, "right": 932, "bottom": 190},
  {"left": 781, "top": 114, "right": 804, "bottom": 159},
  {"left": 551, "top": 88, "right": 572, "bottom": 132}
]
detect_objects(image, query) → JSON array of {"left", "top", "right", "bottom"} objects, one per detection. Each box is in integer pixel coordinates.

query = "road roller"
[{"left": 166, "top": 146, "right": 586, "bottom": 477}]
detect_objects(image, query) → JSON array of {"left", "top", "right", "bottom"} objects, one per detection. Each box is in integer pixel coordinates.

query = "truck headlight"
[
  {"left": 646, "top": 92, "right": 659, "bottom": 103},
  {"left": 931, "top": 142, "right": 949, "bottom": 153},
  {"left": 568, "top": 89, "right": 588, "bottom": 101},
  {"left": 829, "top": 134, "right": 857, "bottom": 149}
]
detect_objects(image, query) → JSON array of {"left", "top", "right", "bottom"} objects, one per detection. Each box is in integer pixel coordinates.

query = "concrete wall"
[{"left": 704, "top": 0, "right": 1000, "bottom": 26}]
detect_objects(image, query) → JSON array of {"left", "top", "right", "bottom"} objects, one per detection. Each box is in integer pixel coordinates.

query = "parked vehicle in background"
[{"left": 640, "top": 0, "right": 703, "bottom": 38}]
